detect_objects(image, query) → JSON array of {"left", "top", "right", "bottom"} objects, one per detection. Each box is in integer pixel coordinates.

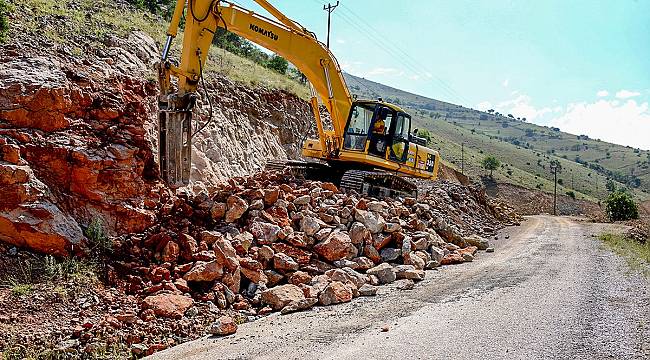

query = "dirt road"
[{"left": 150, "top": 216, "right": 650, "bottom": 360}]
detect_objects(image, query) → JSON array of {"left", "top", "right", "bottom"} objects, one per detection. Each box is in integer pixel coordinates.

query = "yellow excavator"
[{"left": 158, "top": 0, "right": 440, "bottom": 197}]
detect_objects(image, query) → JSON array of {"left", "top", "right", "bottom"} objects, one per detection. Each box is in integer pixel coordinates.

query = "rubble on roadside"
[{"left": 2, "top": 168, "right": 522, "bottom": 358}]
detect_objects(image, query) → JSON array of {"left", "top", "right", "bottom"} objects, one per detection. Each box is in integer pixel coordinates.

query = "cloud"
[
  {"left": 615, "top": 89, "right": 641, "bottom": 99},
  {"left": 502, "top": 79, "right": 509, "bottom": 87},
  {"left": 336, "top": 39, "right": 346, "bottom": 44},
  {"left": 596, "top": 90, "right": 609, "bottom": 97},
  {"left": 409, "top": 74, "right": 420, "bottom": 80},
  {"left": 549, "top": 99, "right": 650, "bottom": 150},
  {"left": 496, "top": 95, "right": 552, "bottom": 121},
  {"left": 476, "top": 101, "right": 492, "bottom": 111},
  {"left": 340, "top": 60, "right": 364, "bottom": 73},
  {"left": 366, "top": 67, "right": 399, "bottom": 76}
]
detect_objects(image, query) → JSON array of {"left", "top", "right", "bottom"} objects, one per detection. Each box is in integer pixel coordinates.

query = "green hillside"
[{"left": 343, "top": 73, "right": 650, "bottom": 202}]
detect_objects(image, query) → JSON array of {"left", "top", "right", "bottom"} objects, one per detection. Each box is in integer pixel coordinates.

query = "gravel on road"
[{"left": 149, "top": 216, "right": 650, "bottom": 360}]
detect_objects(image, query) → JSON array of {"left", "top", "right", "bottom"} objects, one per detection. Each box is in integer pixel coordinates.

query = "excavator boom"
[{"left": 158, "top": 0, "right": 440, "bottom": 193}]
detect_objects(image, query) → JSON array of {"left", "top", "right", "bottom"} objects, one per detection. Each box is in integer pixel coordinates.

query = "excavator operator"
[
  {"left": 372, "top": 114, "right": 386, "bottom": 135},
  {"left": 370, "top": 114, "right": 387, "bottom": 155}
]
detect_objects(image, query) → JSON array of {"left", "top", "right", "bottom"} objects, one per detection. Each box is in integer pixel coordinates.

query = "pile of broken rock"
[
  {"left": 113, "top": 170, "right": 518, "bottom": 327},
  {"left": 0, "top": 170, "right": 520, "bottom": 357}
]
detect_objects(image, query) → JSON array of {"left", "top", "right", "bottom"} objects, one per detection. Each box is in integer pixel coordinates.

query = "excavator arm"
[{"left": 158, "top": 0, "right": 353, "bottom": 186}]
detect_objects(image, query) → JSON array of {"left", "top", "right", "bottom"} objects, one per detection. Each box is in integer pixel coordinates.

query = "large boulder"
[
  {"left": 183, "top": 261, "right": 224, "bottom": 282},
  {"left": 161, "top": 241, "right": 180, "bottom": 263},
  {"left": 142, "top": 294, "right": 193, "bottom": 319},
  {"left": 354, "top": 209, "right": 385, "bottom": 234},
  {"left": 348, "top": 222, "right": 370, "bottom": 245},
  {"left": 366, "top": 263, "right": 396, "bottom": 284},
  {"left": 209, "top": 316, "right": 238, "bottom": 336},
  {"left": 314, "top": 232, "right": 357, "bottom": 262},
  {"left": 318, "top": 281, "right": 353, "bottom": 306},
  {"left": 394, "top": 265, "right": 425, "bottom": 281},
  {"left": 358, "top": 284, "right": 378, "bottom": 296},
  {"left": 212, "top": 238, "right": 239, "bottom": 271},
  {"left": 280, "top": 298, "right": 318, "bottom": 314},
  {"left": 429, "top": 246, "right": 445, "bottom": 264},
  {"left": 300, "top": 216, "right": 321, "bottom": 236},
  {"left": 250, "top": 221, "right": 281, "bottom": 245},
  {"left": 225, "top": 195, "right": 248, "bottom": 222},
  {"left": 463, "top": 234, "right": 490, "bottom": 250},
  {"left": 380, "top": 248, "right": 401, "bottom": 262},
  {"left": 273, "top": 252, "right": 299, "bottom": 272},
  {"left": 261, "top": 284, "right": 305, "bottom": 310}
]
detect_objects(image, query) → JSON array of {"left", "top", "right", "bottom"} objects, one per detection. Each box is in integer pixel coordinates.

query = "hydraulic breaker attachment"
[{"left": 158, "top": 93, "right": 196, "bottom": 188}]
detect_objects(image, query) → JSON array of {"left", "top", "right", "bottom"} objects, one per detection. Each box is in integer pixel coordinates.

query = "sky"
[{"left": 232, "top": 0, "right": 650, "bottom": 149}]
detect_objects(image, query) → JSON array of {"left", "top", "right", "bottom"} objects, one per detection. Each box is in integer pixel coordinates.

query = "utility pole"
[
  {"left": 553, "top": 168, "right": 558, "bottom": 215},
  {"left": 323, "top": 1, "right": 339, "bottom": 48},
  {"left": 461, "top": 143, "right": 465, "bottom": 175},
  {"left": 550, "top": 160, "right": 561, "bottom": 216}
]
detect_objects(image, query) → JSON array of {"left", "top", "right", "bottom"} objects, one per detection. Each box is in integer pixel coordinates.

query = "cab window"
[
  {"left": 389, "top": 113, "right": 411, "bottom": 162},
  {"left": 394, "top": 114, "right": 410, "bottom": 139},
  {"left": 344, "top": 103, "right": 374, "bottom": 150}
]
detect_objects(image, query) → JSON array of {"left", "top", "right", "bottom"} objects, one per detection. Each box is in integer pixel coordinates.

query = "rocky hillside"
[{"left": 0, "top": 0, "right": 318, "bottom": 254}]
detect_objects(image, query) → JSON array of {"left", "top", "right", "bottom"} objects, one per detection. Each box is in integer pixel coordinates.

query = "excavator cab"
[{"left": 343, "top": 101, "right": 412, "bottom": 162}]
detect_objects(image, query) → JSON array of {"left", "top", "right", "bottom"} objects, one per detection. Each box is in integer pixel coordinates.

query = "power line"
[
  {"left": 309, "top": 0, "right": 470, "bottom": 105},
  {"left": 345, "top": 73, "right": 376, "bottom": 97},
  {"left": 334, "top": 11, "right": 465, "bottom": 104},
  {"left": 338, "top": 3, "right": 471, "bottom": 105}
]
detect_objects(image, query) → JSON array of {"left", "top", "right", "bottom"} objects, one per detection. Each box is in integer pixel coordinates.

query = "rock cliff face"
[
  {"left": 0, "top": 31, "right": 314, "bottom": 255},
  {"left": 0, "top": 48, "right": 161, "bottom": 255},
  {"left": 187, "top": 77, "right": 313, "bottom": 193}
]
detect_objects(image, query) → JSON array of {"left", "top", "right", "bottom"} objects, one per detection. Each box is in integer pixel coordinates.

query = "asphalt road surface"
[{"left": 150, "top": 216, "right": 650, "bottom": 360}]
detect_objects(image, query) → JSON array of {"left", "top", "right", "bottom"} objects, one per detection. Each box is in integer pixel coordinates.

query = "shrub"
[
  {"left": 604, "top": 190, "right": 639, "bottom": 221},
  {"left": 566, "top": 191, "right": 576, "bottom": 199},
  {"left": 10, "top": 282, "right": 33, "bottom": 297},
  {"left": 0, "top": 0, "right": 9, "bottom": 43},
  {"left": 417, "top": 128, "right": 432, "bottom": 145},
  {"left": 84, "top": 217, "right": 112, "bottom": 252},
  {"left": 127, "top": 0, "right": 175, "bottom": 17}
]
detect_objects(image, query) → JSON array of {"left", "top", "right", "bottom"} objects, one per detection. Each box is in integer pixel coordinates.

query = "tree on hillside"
[
  {"left": 487, "top": 109, "right": 495, "bottom": 114},
  {"left": 507, "top": 114, "right": 514, "bottom": 118},
  {"left": 267, "top": 54, "right": 288, "bottom": 74},
  {"left": 289, "top": 68, "right": 307, "bottom": 84},
  {"left": 416, "top": 129, "right": 432, "bottom": 146},
  {"left": 481, "top": 155, "right": 500, "bottom": 177},
  {"left": 604, "top": 190, "right": 639, "bottom": 221},
  {"left": 605, "top": 179, "right": 617, "bottom": 192}
]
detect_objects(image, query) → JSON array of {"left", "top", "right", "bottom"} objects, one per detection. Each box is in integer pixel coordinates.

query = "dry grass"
[{"left": 600, "top": 233, "right": 650, "bottom": 278}]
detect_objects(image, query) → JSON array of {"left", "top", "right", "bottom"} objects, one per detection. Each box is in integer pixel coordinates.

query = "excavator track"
[
  {"left": 265, "top": 159, "right": 309, "bottom": 177},
  {"left": 266, "top": 160, "right": 417, "bottom": 199},
  {"left": 264, "top": 159, "right": 336, "bottom": 181},
  {"left": 340, "top": 170, "right": 417, "bottom": 198}
]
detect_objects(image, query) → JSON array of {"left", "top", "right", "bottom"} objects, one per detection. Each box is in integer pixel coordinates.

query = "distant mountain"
[{"left": 343, "top": 73, "right": 650, "bottom": 201}]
